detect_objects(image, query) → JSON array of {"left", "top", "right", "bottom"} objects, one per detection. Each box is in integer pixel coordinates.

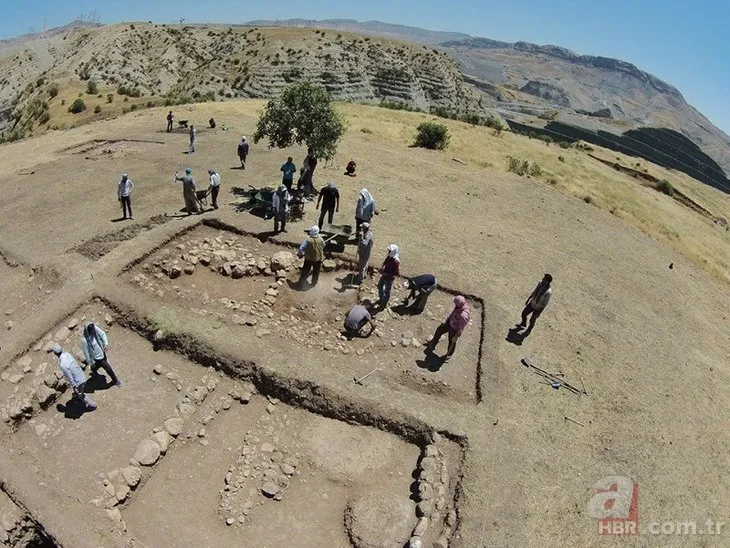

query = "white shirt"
[
  {"left": 118, "top": 178, "right": 134, "bottom": 198},
  {"left": 209, "top": 173, "right": 221, "bottom": 187}
]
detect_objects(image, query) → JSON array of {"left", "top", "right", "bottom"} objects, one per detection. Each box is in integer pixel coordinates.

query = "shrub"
[
  {"left": 48, "top": 84, "right": 59, "bottom": 98},
  {"left": 86, "top": 80, "right": 98, "bottom": 94},
  {"left": 61, "top": 99, "right": 65, "bottom": 105},
  {"left": 529, "top": 163, "right": 543, "bottom": 177},
  {"left": 583, "top": 195, "right": 593, "bottom": 204},
  {"left": 414, "top": 122, "right": 450, "bottom": 150},
  {"left": 38, "top": 112, "right": 50, "bottom": 125},
  {"left": 548, "top": 177, "right": 558, "bottom": 185},
  {"left": 360, "top": 127, "right": 372, "bottom": 134},
  {"left": 94, "top": 105, "right": 101, "bottom": 113},
  {"left": 655, "top": 180, "right": 674, "bottom": 196},
  {"left": 107, "top": 93, "right": 113, "bottom": 103},
  {"left": 68, "top": 98, "right": 86, "bottom": 114},
  {"left": 130, "top": 104, "right": 138, "bottom": 111},
  {"left": 558, "top": 156, "right": 565, "bottom": 163},
  {"left": 507, "top": 156, "right": 530, "bottom": 176}
]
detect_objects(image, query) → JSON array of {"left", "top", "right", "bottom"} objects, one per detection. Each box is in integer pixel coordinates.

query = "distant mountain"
[
  {"left": 244, "top": 18, "right": 471, "bottom": 45},
  {"left": 248, "top": 19, "right": 730, "bottom": 184}
]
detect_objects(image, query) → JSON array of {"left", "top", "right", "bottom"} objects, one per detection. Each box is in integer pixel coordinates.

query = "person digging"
[
  {"left": 343, "top": 300, "right": 377, "bottom": 338},
  {"left": 425, "top": 295, "right": 471, "bottom": 361},
  {"left": 402, "top": 274, "right": 437, "bottom": 313}
]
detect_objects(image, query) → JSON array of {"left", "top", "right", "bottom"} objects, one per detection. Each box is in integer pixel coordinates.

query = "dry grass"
[{"left": 337, "top": 103, "right": 730, "bottom": 284}]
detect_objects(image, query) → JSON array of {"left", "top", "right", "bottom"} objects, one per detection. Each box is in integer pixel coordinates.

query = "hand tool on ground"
[{"left": 354, "top": 368, "right": 380, "bottom": 385}]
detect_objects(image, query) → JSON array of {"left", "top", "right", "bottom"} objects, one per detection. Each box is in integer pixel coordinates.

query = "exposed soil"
[
  {"left": 121, "top": 225, "right": 482, "bottom": 403},
  {"left": 72, "top": 214, "right": 171, "bottom": 260}
]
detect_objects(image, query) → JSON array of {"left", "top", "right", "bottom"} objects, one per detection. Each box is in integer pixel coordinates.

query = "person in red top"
[
  {"left": 377, "top": 244, "right": 400, "bottom": 306},
  {"left": 425, "top": 295, "right": 471, "bottom": 361}
]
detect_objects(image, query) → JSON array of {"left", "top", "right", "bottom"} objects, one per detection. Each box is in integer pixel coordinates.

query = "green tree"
[
  {"left": 253, "top": 81, "right": 345, "bottom": 161},
  {"left": 86, "top": 80, "right": 98, "bottom": 94}
]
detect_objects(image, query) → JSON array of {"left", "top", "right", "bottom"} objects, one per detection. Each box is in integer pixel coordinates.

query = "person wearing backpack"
[{"left": 80, "top": 322, "right": 122, "bottom": 387}]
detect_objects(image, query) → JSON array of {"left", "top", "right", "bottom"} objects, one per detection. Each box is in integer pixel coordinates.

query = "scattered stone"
[
  {"left": 424, "top": 445, "right": 439, "bottom": 458},
  {"left": 409, "top": 537, "right": 423, "bottom": 548},
  {"left": 183, "top": 264, "right": 195, "bottom": 275},
  {"left": 35, "top": 385, "right": 57, "bottom": 408},
  {"left": 178, "top": 402, "right": 196, "bottom": 416},
  {"left": 198, "top": 427, "right": 207, "bottom": 437},
  {"left": 115, "top": 484, "right": 130, "bottom": 503},
  {"left": 54, "top": 326, "right": 70, "bottom": 342},
  {"left": 256, "top": 328, "right": 272, "bottom": 337},
  {"left": 189, "top": 385, "right": 208, "bottom": 404},
  {"left": 416, "top": 500, "right": 433, "bottom": 518},
  {"left": 104, "top": 314, "right": 115, "bottom": 326},
  {"left": 240, "top": 392, "right": 252, "bottom": 404},
  {"left": 280, "top": 463, "right": 295, "bottom": 476},
  {"left": 121, "top": 466, "right": 141, "bottom": 488},
  {"left": 16, "top": 356, "right": 32, "bottom": 369},
  {"left": 6, "top": 320, "right": 14, "bottom": 330},
  {"left": 34, "top": 423, "right": 47, "bottom": 436},
  {"left": 412, "top": 338, "right": 421, "bottom": 348},
  {"left": 200, "top": 439, "right": 210, "bottom": 447},
  {"left": 151, "top": 431, "right": 171, "bottom": 454},
  {"left": 413, "top": 517, "right": 428, "bottom": 537},
  {"left": 401, "top": 338, "right": 411, "bottom": 348},
  {"left": 261, "top": 442, "right": 274, "bottom": 453},
  {"left": 270, "top": 251, "right": 295, "bottom": 271},
  {"left": 222, "top": 397, "right": 233, "bottom": 410},
  {"left": 433, "top": 535, "right": 449, "bottom": 548},
  {"left": 67, "top": 318, "right": 80, "bottom": 330},
  {"left": 134, "top": 439, "right": 161, "bottom": 466},
  {"left": 8, "top": 374, "right": 23, "bottom": 384},
  {"left": 446, "top": 509, "right": 457, "bottom": 527},
  {"left": 231, "top": 265, "right": 245, "bottom": 279},
  {"left": 106, "top": 508, "right": 123, "bottom": 523},
  {"left": 322, "top": 259, "right": 337, "bottom": 272},
  {"left": 152, "top": 364, "right": 166, "bottom": 375},
  {"left": 261, "top": 481, "right": 279, "bottom": 497},
  {"left": 169, "top": 266, "right": 182, "bottom": 279},
  {"left": 266, "top": 403, "right": 276, "bottom": 414},
  {"left": 7, "top": 405, "right": 23, "bottom": 421},
  {"left": 226, "top": 517, "right": 235, "bottom": 526}
]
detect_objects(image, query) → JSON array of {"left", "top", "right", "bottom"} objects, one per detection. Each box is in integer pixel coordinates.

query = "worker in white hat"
[{"left": 297, "top": 226, "right": 325, "bottom": 287}]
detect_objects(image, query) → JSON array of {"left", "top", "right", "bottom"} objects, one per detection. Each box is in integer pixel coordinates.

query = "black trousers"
[
  {"left": 211, "top": 186, "right": 220, "bottom": 208},
  {"left": 429, "top": 322, "right": 460, "bottom": 357},
  {"left": 91, "top": 357, "right": 119, "bottom": 384},
  {"left": 120, "top": 196, "right": 132, "bottom": 218},
  {"left": 519, "top": 304, "right": 543, "bottom": 331},
  {"left": 300, "top": 259, "right": 322, "bottom": 286},
  {"left": 167, "top": 120, "right": 173, "bottom": 132},
  {"left": 318, "top": 207, "right": 335, "bottom": 229}
]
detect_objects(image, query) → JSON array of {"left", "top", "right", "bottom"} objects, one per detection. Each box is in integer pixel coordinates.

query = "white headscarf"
[
  {"left": 309, "top": 226, "right": 320, "bottom": 237},
  {"left": 387, "top": 243, "right": 400, "bottom": 261},
  {"left": 359, "top": 189, "right": 374, "bottom": 208}
]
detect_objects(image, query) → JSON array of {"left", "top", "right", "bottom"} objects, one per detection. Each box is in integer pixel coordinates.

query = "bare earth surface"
[{"left": 0, "top": 101, "right": 729, "bottom": 547}]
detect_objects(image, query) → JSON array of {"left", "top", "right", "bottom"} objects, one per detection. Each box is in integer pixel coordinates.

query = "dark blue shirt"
[{"left": 410, "top": 274, "right": 436, "bottom": 289}]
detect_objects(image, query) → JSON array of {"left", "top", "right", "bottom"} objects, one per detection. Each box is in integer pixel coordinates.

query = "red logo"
[{"left": 587, "top": 476, "right": 639, "bottom": 535}]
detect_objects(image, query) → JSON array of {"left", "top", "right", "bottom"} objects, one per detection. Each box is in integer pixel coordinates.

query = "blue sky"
[{"left": 3, "top": 0, "right": 729, "bottom": 134}]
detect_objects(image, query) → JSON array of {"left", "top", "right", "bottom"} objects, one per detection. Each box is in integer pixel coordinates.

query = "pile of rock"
[
  {"left": 409, "top": 435, "right": 454, "bottom": 548},
  {"left": 0, "top": 490, "right": 49, "bottom": 546},
  {"left": 218, "top": 398, "right": 301, "bottom": 526},
  {"left": 95, "top": 368, "right": 255, "bottom": 514}
]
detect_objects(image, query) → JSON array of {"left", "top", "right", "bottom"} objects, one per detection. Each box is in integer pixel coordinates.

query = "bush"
[
  {"left": 86, "top": 80, "right": 98, "bottom": 94},
  {"left": 107, "top": 93, "right": 113, "bottom": 103},
  {"left": 360, "top": 127, "right": 373, "bottom": 134},
  {"left": 583, "top": 195, "right": 593, "bottom": 204},
  {"left": 38, "top": 112, "right": 50, "bottom": 125},
  {"left": 48, "top": 84, "right": 59, "bottom": 98},
  {"left": 655, "top": 180, "right": 674, "bottom": 196},
  {"left": 94, "top": 105, "right": 101, "bottom": 113},
  {"left": 130, "top": 104, "right": 138, "bottom": 111},
  {"left": 414, "top": 122, "right": 450, "bottom": 150},
  {"left": 68, "top": 98, "right": 86, "bottom": 114},
  {"left": 529, "top": 163, "right": 543, "bottom": 177},
  {"left": 507, "top": 156, "right": 530, "bottom": 176}
]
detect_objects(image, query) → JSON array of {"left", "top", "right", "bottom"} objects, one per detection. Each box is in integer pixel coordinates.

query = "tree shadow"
[
  {"left": 416, "top": 352, "right": 447, "bottom": 372},
  {"left": 56, "top": 398, "right": 93, "bottom": 420}
]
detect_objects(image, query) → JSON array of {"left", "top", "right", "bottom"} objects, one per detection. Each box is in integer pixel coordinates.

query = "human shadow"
[
  {"left": 390, "top": 302, "right": 421, "bottom": 317},
  {"left": 230, "top": 166, "right": 245, "bottom": 170},
  {"left": 334, "top": 273, "right": 359, "bottom": 293},
  {"left": 286, "top": 278, "right": 313, "bottom": 292},
  {"left": 416, "top": 351, "right": 447, "bottom": 372},
  {"left": 110, "top": 217, "right": 128, "bottom": 223},
  {"left": 56, "top": 398, "right": 93, "bottom": 419},
  {"left": 506, "top": 326, "right": 530, "bottom": 346},
  {"left": 84, "top": 372, "right": 113, "bottom": 394},
  {"left": 256, "top": 229, "right": 279, "bottom": 242}
]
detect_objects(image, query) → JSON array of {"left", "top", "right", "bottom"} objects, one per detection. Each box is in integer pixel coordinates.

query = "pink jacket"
[{"left": 448, "top": 307, "right": 470, "bottom": 336}]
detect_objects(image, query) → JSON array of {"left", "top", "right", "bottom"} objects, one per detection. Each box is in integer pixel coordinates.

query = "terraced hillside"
[{"left": 0, "top": 23, "right": 482, "bottom": 142}]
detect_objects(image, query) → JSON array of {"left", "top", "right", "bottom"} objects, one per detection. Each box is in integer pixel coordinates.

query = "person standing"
[
  {"left": 166, "top": 110, "right": 174, "bottom": 133},
  {"left": 80, "top": 322, "right": 121, "bottom": 387},
  {"left": 237, "top": 137, "right": 249, "bottom": 169},
  {"left": 516, "top": 274, "right": 553, "bottom": 333},
  {"left": 356, "top": 222, "right": 373, "bottom": 284},
  {"left": 425, "top": 295, "right": 471, "bottom": 361},
  {"left": 403, "top": 274, "right": 438, "bottom": 313},
  {"left": 117, "top": 173, "right": 134, "bottom": 220},
  {"left": 189, "top": 125, "right": 196, "bottom": 154},
  {"left": 208, "top": 169, "right": 221, "bottom": 209},
  {"left": 355, "top": 189, "right": 376, "bottom": 238},
  {"left": 298, "top": 149, "right": 317, "bottom": 198},
  {"left": 377, "top": 244, "right": 400, "bottom": 306},
  {"left": 272, "top": 184, "right": 290, "bottom": 234},
  {"left": 297, "top": 226, "right": 325, "bottom": 287},
  {"left": 175, "top": 168, "right": 200, "bottom": 215},
  {"left": 281, "top": 156, "right": 296, "bottom": 191},
  {"left": 316, "top": 182, "right": 340, "bottom": 230},
  {"left": 52, "top": 344, "right": 97, "bottom": 410}
]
